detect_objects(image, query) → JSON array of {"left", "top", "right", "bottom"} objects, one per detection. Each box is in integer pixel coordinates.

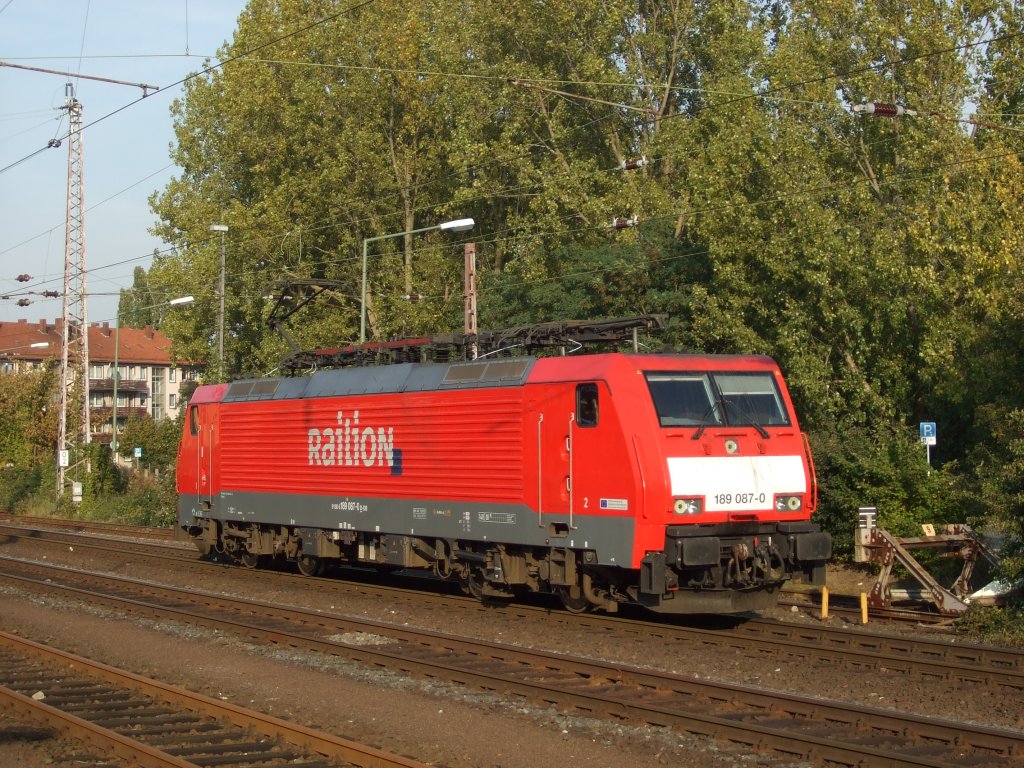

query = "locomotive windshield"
[{"left": 645, "top": 371, "right": 790, "bottom": 429}]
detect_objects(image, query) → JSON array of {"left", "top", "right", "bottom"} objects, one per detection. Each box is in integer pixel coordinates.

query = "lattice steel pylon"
[{"left": 56, "top": 84, "right": 90, "bottom": 500}]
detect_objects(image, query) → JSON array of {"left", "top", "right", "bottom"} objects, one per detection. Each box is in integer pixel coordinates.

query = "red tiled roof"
[{"left": 0, "top": 318, "right": 178, "bottom": 365}]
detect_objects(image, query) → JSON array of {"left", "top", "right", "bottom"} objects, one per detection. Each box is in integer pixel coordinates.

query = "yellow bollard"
[
  {"left": 820, "top": 586, "right": 829, "bottom": 620},
  {"left": 860, "top": 591, "right": 869, "bottom": 624}
]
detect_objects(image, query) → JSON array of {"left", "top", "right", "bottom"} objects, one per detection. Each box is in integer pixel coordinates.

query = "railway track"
[
  {"left": 0, "top": 513, "right": 174, "bottom": 540},
  {"left": 4, "top": 524, "right": 1019, "bottom": 692},
  {"left": 0, "top": 515, "right": 945, "bottom": 623},
  {"left": 0, "top": 554, "right": 1021, "bottom": 767},
  {"left": 0, "top": 628, "right": 430, "bottom": 767},
  {"left": 2, "top": 521, "right": 1020, "bottom": 693}
]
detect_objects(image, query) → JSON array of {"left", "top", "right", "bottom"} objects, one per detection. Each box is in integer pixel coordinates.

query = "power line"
[
  {"left": 0, "top": 0, "right": 380, "bottom": 178},
  {"left": 4, "top": 5, "right": 1019, "bottom": 313}
]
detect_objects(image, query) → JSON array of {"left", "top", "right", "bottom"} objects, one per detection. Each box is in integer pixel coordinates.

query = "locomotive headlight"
[
  {"left": 673, "top": 498, "right": 702, "bottom": 515},
  {"left": 775, "top": 495, "right": 803, "bottom": 512}
]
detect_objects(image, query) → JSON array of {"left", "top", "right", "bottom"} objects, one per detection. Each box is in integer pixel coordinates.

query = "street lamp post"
[
  {"left": 111, "top": 295, "right": 194, "bottom": 457},
  {"left": 360, "top": 218, "right": 475, "bottom": 344},
  {"left": 210, "top": 224, "right": 229, "bottom": 378},
  {"left": 0, "top": 341, "right": 50, "bottom": 360}
]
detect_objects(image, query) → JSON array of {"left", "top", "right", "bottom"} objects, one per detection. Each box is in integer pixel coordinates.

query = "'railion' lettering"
[{"left": 308, "top": 410, "right": 396, "bottom": 468}]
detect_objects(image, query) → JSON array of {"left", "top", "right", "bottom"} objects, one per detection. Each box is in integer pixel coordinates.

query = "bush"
[
  {"left": 87, "top": 472, "right": 177, "bottom": 527},
  {"left": 954, "top": 604, "right": 1024, "bottom": 646},
  {"left": 810, "top": 423, "right": 967, "bottom": 559},
  {"left": 0, "top": 465, "right": 42, "bottom": 509}
]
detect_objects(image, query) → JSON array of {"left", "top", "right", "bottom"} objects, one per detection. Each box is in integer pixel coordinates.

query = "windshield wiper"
[
  {"left": 691, "top": 401, "right": 723, "bottom": 440},
  {"left": 749, "top": 419, "right": 770, "bottom": 439}
]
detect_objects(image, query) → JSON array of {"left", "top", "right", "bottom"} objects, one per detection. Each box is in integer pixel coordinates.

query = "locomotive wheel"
[
  {"left": 297, "top": 555, "right": 323, "bottom": 577},
  {"left": 555, "top": 586, "right": 591, "bottom": 614},
  {"left": 239, "top": 551, "right": 261, "bottom": 569}
]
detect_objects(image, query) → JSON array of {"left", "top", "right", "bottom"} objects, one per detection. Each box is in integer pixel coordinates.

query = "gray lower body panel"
[{"left": 178, "top": 491, "right": 636, "bottom": 567}]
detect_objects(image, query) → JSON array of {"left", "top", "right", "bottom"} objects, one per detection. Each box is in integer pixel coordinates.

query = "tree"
[
  {"left": 0, "top": 364, "right": 58, "bottom": 469},
  {"left": 119, "top": 415, "right": 182, "bottom": 472},
  {"left": 139, "top": 0, "right": 1024, "bottom": 567}
]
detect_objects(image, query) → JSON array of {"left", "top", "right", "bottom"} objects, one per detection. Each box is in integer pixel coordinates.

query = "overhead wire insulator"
[
  {"left": 620, "top": 156, "right": 647, "bottom": 171},
  {"left": 42, "top": 290, "right": 61, "bottom": 298},
  {"left": 16, "top": 274, "right": 32, "bottom": 282},
  {"left": 852, "top": 102, "right": 918, "bottom": 118},
  {"left": 610, "top": 216, "right": 638, "bottom": 230},
  {"left": 16, "top": 299, "right": 30, "bottom": 306}
]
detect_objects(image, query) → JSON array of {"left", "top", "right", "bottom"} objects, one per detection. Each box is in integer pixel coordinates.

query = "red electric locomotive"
[{"left": 176, "top": 317, "right": 830, "bottom": 614}]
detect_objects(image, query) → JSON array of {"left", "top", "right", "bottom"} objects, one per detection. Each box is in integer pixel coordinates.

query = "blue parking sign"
[{"left": 919, "top": 422, "right": 937, "bottom": 446}]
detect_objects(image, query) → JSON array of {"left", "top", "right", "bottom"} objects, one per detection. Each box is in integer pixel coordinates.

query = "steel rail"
[
  {"left": 1, "top": 556, "right": 1021, "bottom": 767},
  {"left": 1, "top": 523, "right": 1021, "bottom": 690},
  {"left": 0, "top": 517, "right": 949, "bottom": 621},
  {"left": 0, "top": 629, "right": 429, "bottom": 768},
  {"left": 0, "top": 513, "right": 174, "bottom": 539}
]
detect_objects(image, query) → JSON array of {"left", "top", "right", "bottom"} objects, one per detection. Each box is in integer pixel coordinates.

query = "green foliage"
[
  {"left": 954, "top": 604, "right": 1024, "bottom": 646},
  {"left": 809, "top": 423, "right": 966, "bottom": 558},
  {"left": 115, "top": 0, "right": 1024, "bottom": 586},
  {"left": 0, "top": 364, "right": 58, "bottom": 469},
  {"left": 86, "top": 472, "right": 178, "bottom": 528},
  {"left": 119, "top": 415, "right": 183, "bottom": 471},
  {"left": 0, "top": 464, "right": 42, "bottom": 510}
]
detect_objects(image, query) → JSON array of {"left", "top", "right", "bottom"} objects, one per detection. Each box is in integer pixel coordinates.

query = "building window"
[
  {"left": 169, "top": 394, "right": 177, "bottom": 409},
  {"left": 90, "top": 363, "right": 105, "bottom": 378},
  {"left": 152, "top": 403, "right": 164, "bottom": 420},
  {"left": 168, "top": 367, "right": 176, "bottom": 383}
]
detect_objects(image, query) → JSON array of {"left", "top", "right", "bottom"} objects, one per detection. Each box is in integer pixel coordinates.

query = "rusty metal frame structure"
[{"left": 855, "top": 512, "right": 1001, "bottom": 615}]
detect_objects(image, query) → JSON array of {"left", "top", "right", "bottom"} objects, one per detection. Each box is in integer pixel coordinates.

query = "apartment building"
[{"left": 0, "top": 318, "right": 197, "bottom": 445}]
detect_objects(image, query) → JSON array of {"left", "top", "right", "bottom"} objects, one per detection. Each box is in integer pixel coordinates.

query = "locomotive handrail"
[
  {"left": 536, "top": 413, "right": 544, "bottom": 527},
  {"left": 631, "top": 434, "right": 648, "bottom": 520},
  {"left": 568, "top": 413, "right": 577, "bottom": 530},
  {"left": 802, "top": 432, "right": 818, "bottom": 513}
]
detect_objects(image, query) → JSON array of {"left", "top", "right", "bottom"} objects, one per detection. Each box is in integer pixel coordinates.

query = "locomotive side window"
[
  {"left": 646, "top": 373, "right": 721, "bottom": 427},
  {"left": 714, "top": 373, "right": 790, "bottom": 427},
  {"left": 576, "top": 383, "right": 599, "bottom": 427},
  {"left": 189, "top": 405, "right": 200, "bottom": 435}
]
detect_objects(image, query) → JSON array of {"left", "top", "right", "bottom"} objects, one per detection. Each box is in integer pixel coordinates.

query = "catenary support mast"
[{"left": 57, "top": 85, "right": 88, "bottom": 500}]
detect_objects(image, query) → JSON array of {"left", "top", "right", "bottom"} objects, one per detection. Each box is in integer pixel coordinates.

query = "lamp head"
[{"left": 438, "top": 218, "right": 475, "bottom": 233}]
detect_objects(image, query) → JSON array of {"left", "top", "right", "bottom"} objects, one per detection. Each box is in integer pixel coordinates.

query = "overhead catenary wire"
[
  {"left": 0, "top": 0, "right": 381, "bottom": 177},
  {"left": 3, "top": 128, "right": 1007, "bottom": 309},
  {"left": 3, "top": 7, "right": 1021, "bottom": 178},
  {"left": 4, "top": 4, "right": 1021, "bottom": 313},
  {"left": 1, "top": 101, "right": 1006, "bottom": 306}
]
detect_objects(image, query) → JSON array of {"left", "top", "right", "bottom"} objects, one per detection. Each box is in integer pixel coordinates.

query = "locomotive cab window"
[
  {"left": 189, "top": 406, "right": 200, "bottom": 435},
  {"left": 576, "top": 383, "right": 599, "bottom": 427},
  {"left": 646, "top": 373, "right": 721, "bottom": 427},
  {"left": 715, "top": 373, "right": 789, "bottom": 427},
  {"left": 645, "top": 371, "right": 790, "bottom": 429}
]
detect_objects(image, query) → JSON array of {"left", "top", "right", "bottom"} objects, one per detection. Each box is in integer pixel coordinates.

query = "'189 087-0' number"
[{"left": 714, "top": 492, "right": 767, "bottom": 506}]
